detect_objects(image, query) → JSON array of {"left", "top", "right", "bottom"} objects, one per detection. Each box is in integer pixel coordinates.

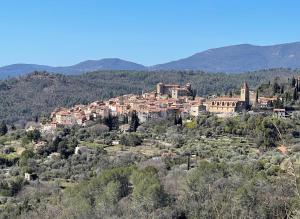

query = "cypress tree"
[
  {"left": 177, "top": 115, "right": 183, "bottom": 126},
  {"left": 293, "top": 87, "right": 298, "bottom": 101},
  {"left": 256, "top": 90, "right": 259, "bottom": 102},
  {"left": 292, "top": 77, "right": 296, "bottom": 87},
  {"left": 104, "top": 113, "right": 113, "bottom": 131},
  {"left": 130, "top": 111, "right": 140, "bottom": 132},
  {"left": 0, "top": 121, "right": 8, "bottom": 136},
  {"left": 174, "top": 115, "right": 178, "bottom": 125},
  {"left": 280, "top": 85, "right": 284, "bottom": 94}
]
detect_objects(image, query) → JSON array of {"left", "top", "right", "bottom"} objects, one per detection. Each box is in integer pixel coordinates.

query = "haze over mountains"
[{"left": 1, "top": 42, "right": 300, "bottom": 79}]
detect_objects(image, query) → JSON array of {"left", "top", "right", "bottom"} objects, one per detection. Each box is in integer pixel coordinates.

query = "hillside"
[{"left": 0, "top": 68, "right": 298, "bottom": 124}]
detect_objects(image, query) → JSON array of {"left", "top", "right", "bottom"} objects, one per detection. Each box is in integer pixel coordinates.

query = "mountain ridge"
[{"left": 1, "top": 42, "right": 300, "bottom": 78}]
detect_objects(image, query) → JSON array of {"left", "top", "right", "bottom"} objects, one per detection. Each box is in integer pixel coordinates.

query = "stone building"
[
  {"left": 206, "top": 82, "right": 250, "bottom": 113},
  {"left": 156, "top": 83, "right": 192, "bottom": 99}
]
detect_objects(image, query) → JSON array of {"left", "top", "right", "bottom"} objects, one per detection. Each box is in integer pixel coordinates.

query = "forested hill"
[
  {"left": 2, "top": 42, "right": 300, "bottom": 78},
  {"left": 0, "top": 68, "right": 299, "bottom": 124},
  {"left": 152, "top": 42, "right": 300, "bottom": 72}
]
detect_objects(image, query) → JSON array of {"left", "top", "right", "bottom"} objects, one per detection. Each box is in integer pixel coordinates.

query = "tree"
[
  {"left": 174, "top": 114, "right": 183, "bottom": 126},
  {"left": 293, "top": 87, "right": 298, "bottom": 101},
  {"left": 272, "top": 82, "right": 280, "bottom": 94},
  {"left": 131, "top": 166, "right": 167, "bottom": 212},
  {"left": 280, "top": 85, "right": 284, "bottom": 94},
  {"left": 26, "top": 129, "right": 41, "bottom": 143},
  {"left": 191, "top": 89, "right": 197, "bottom": 100},
  {"left": 119, "top": 134, "right": 142, "bottom": 146},
  {"left": 177, "top": 115, "right": 183, "bottom": 126},
  {"left": 0, "top": 121, "right": 8, "bottom": 136},
  {"left": 174, "top": 115, "right": 178, "bottom": 125},
  {"left": 291, "top": 77, "right": 296, "bottom": 87},
  {"left": 130, "top": 111, "right": 140, "bottom": 132},
  {"left": 19, "top": 149, "right": 35, "bottom": 168},
  {"left": 255, "top": 90, "right": 259, "bottom": 102},
  {"left": 104, "top": 113, "right": 114, "bottom": 131}
]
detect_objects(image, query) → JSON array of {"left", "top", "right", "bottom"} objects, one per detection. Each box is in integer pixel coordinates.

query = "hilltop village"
[{"left": 46, "top": 82, "right": 279, "bottom": 129}]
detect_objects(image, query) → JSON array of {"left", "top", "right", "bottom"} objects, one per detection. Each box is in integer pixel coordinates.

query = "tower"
[
  {"left": 240, "top": 82, "right": 249, "bottom": 106},
  {"left": 157, "top": 83, "right": 164, "bottom": 95}
]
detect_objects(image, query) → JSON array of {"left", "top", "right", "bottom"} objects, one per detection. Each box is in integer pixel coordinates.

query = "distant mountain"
[
  {"left": 0, "top": 64, "right": 54, "bottom": 78},
  {"left": 55, "top": 58, "right": 147, "bottom": 74},
  {"left": 1, "top": 42, "right": 300, "bottom": 78},
  {"left": 153, "top": 42, "right": 300, "bottom": 73},
  {"left": 0, "top": 58, "right": 146, "bottom": 79}
]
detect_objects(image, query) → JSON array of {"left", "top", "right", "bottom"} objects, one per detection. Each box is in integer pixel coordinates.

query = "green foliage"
[
  {"left": 0, "top": 177, "right": 25, "bottom": 197},
  {"left": 129, "top": 111, "right": 140, "bottom": 132},
  {"left": 120, "top": 133, "right": 142, "bottom": 146},
  {"left": 0, "top": 121, "right": 8, "bottom": 136},
  {"left": 19, "top": 149, "right": 35, "bottom": 172},
  {"left": 63, "top": 166, "right": 134, "bottom": 217},
  {"left": 182, "top": 161, "right": 299, "bottom": 219},
  {"left": 104, "top": 113, "right": 119, "bottom": 131},
  {"left": 26, "top": 129, "right": 41, "bottom": 142},
  {"left": 131, "top": 166, "right": 167, "bottom": 212}
]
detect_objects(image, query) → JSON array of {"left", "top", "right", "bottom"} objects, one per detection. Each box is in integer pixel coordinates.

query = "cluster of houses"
[
  {"left": 44, "top": 82, "right": 282, "bottom": 129},
  {"left": 46, "top": 83, "right": 204, "bottom": 128}
]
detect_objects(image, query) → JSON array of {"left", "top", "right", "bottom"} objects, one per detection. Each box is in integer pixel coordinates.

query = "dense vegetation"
[
  {"left": 0, "top": 111, "right": 300, "bottom": 218},
  {"left": 0, "top": 68, "right": 299, "bottom": 123}
]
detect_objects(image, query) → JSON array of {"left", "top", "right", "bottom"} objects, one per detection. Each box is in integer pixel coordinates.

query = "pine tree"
[{"left": 0, "top": 121, "right": 8, "bottom": 136}]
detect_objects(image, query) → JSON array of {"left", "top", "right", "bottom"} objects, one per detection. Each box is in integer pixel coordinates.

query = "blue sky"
[{"left": 0, "top": 0, "right": 300, "bottom": 67}]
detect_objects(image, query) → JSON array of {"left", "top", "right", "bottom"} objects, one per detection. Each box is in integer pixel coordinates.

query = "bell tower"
[{"left": 240, "top": 82, "right": 249, "bottom": 106}]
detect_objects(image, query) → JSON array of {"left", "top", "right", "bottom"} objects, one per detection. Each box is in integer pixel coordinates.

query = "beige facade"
[
  {"left": 207, "top": 82, "right": 250, "bottom": 113},
  {"left": 157, "top": 83, "right": 192, "bottom": 98}
]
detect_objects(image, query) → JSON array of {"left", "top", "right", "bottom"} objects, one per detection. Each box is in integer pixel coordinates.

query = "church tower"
[{"left": 240, "top": 82, "right": 249, "bottom": 106}]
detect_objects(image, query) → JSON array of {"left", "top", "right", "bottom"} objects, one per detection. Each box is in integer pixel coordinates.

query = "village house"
[
  {"left": 156, "top": 83, "right": 192, "bottom": 99},
  {"left": 48, "top": 82, "right": 203, "bottom": 126}
]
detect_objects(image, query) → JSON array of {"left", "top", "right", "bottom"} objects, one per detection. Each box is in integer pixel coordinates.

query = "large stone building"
[
  {"left": 206, "top": 82, "right": 250, "bottom": 113},
  {"left": 156, "top": 83, "right": 192, "bottom": 99}
]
